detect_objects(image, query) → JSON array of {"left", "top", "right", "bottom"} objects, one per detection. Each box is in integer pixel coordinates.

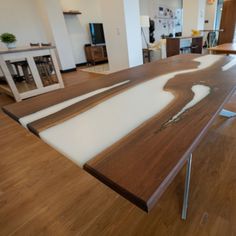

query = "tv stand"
[{"left": 84, "top": 45, "right": 108, "bottom": 65}]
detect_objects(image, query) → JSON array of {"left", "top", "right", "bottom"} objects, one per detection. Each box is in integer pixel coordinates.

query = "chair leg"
[{"left": 22, "top": 65, "right": 30, "bottom": 83}]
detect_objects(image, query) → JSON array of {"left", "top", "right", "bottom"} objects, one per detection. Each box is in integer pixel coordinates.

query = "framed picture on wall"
[
  {"left": 158, "top": 6, "right": 164, "bottom": 17},
  {"left": 158, "top": 5, "right": 175, "bottom": 19},
  {"left": 155, "top": 5, "right": 182, "bottom": 40}
]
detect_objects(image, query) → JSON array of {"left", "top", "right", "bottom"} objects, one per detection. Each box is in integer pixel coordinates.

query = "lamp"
[
  {"left": 140, "top": 15, "right": 150, "bottom": 49},
  {"left": 140, "top": 16, "right": 150, "bottom": 28}
]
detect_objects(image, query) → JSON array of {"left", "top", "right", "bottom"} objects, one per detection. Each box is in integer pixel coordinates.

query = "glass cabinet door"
[
  {"left": 1, "top": 58, "right": 37, "bottom": 94},
  {"left": 33, "top": 55, "right": 59, "bottom": 87}
]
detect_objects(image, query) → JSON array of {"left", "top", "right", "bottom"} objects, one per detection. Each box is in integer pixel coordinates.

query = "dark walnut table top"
[
  {"left": 4, "top": 54, "right": 236, "bottom": 212},
  {"left": 208, "top": 43, "right": 236, "bottom": 54}
]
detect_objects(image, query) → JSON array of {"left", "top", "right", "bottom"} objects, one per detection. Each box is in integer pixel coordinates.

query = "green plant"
[{"left": 0, "top": 33, "right": 16, "bottom": 44}]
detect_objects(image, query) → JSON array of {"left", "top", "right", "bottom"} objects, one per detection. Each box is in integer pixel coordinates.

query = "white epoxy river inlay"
[
  {"left": 38, "top": 55, "right": 223, "bottom": 166},
  {"left": 166, "top": 85, "right": 211, "bottom": 124},
  {"left": 19, "top": 80, "right": 130, "bottom": 128}
]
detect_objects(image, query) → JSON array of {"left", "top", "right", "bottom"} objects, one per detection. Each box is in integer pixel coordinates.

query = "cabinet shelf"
[
  {"left": 63, "top": 11, "right": 82, "bottom": 15},
  {"left": 84, "top": 45, "right": 108, "bottom": 65}
]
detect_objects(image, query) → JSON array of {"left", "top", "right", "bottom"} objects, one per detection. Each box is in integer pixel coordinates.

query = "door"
[{"left": 218, "top": 0, "right": 236, "bottom": 44}]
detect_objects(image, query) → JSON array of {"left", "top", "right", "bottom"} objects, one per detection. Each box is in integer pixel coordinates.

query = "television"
[{"left": 89, "top": 23, "right": 106, "bottom": 45}]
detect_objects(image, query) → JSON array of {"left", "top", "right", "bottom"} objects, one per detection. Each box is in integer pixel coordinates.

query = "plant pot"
[{"left": 6, "top": 42, "right": 16, "bottom": 49}]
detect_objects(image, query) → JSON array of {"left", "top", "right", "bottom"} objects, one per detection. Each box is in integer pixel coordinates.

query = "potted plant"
[{"left": 0, "top": 33, "right": 17, "bottom": 49}]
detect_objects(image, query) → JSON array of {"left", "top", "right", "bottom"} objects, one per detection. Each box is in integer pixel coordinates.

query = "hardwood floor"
[
  {"left": 0, "top": 93, "right": 13, "bottom": 109},
  {"left": 0, "top": 69, "right": 103, "bottom": 107},
  {"left": 62, "top": 69, "right": 104, "bottom": 87},
  {"left": 1, "top": 69, "right": 236, "bottom": 235}
]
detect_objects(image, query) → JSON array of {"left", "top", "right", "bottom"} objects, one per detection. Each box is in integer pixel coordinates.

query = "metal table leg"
[
  {"left": 182, "top": 154, "right": 192, "bottom": 220},
  {"left": 180, "top": 107, "right": 236, "bottom": 220}
]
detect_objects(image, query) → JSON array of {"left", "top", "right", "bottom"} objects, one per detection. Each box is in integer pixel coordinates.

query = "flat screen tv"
[{"left": 89, "top": 23, "right": 106, "bottom": 45}]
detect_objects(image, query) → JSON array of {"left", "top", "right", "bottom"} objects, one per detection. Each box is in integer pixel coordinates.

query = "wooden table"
[
  {"left": 3, "top": 54, "right": 236, "bottom": 220},
  {"left": 208, "top": 43, "right": 236, "bottom": 118},
  {"left": 0, "top": 46, "right": 64, "bottom": 102},
  {"left": 209, "top": 43, "right": 236, "bottom": 55}
]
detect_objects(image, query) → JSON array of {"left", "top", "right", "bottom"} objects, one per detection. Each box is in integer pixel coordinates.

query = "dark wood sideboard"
[
  {"left": 166, "top": 36, "right": 203, "bottom": 57},
  {"left": 84, "top": 45, "right": 108, "bottom": 65}
]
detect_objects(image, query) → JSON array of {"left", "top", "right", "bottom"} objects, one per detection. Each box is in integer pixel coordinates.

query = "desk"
[
  {"left": 209, "top": 43, "right": 236, "bottom": 55},
  {"left": 142, "top": 48, "right": 151, "bottom": 63},
  {"left": 3, "top": 54, "right": 236, "bottom": 220},
  {"left": 166, "top": 36, "right": 203, "bottom": 57},
  {"left": 208, "top": 43, "right": 236, "bottom": 118},
  {"left": 0, "top": 46, "right": 64, "bottom": 102}
]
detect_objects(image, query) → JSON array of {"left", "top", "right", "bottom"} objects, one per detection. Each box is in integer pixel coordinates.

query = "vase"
[{"left": 6, "top": 42, "right": 16, "bottom": 49}]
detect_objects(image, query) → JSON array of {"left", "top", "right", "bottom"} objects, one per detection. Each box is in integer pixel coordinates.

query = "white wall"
[
  {"left": 204, "top": 1, "right": 217, "bottom": 30},
  {"left": 182, "top": 0, "right": 199, "bottom": 35},
  {"left": 139, "top": 0, "right": 151, "bottom": 48},
  {"left": 198, "top": 0, "right": 206, "bottom": 31},
  {"left": 139, "top": 0, "right": 182, "bottom": 42},
  {"left": 124, "top": 0, "right": 143, "bottom": 68},
  {"left": 0, "top": 0, "right": 108, "bottom": 66},
  {"left": 60, "top": 0, "right": 103, "bottom": 65},
  {"left": 36, "top": 0, "right": 55, "bottom": 45},
  {"left": 100, "top": 0, "right": 129, "bottom": 71},
  {"left": 100, "top": 0, "right": 143, "bottom": 72},
  {"left": 183, "top": 0, "right": 205, "bottom": 36},
  {"left": 140, "top": 0, "right": 212, "bottom": 40},
  {"left": 0, "top": 0, "right": 145, "bottom": 70},
  {"left": 0, "top": 0, "right": 76, "bottom": 70},
  {"left": 139, "top": 0, "right": 151, "bottom": 15},
  {"left": 39, "top": 0, "right": 76, "bottom": 70},
  {"left": 140, "top": 0, "right": 182, "bottom": 16},
  {"left": 139, "top": 0, "right": 216, "bottom": 40},
  {"left": 0, "top": 0, "right": 47, "bottom": 47}
]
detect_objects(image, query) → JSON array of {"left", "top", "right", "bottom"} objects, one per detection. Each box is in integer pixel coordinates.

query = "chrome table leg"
[{"left": 182, "top": 154, "right": 193, "bottom": 220}]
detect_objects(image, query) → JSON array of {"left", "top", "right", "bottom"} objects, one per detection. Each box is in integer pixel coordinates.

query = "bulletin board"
[{"left": 154, "top": 5, "right": 182, "bottom": 40}]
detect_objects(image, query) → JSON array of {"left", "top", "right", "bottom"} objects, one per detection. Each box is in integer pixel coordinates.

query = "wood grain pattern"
[
  {"left": 3, "top": 54, "right": 236, "bottom": 213},
  {"left": 84, "top": 55, "right": 236, "bottom": 211},
  {"left": 2, "top": 68, "right": 236, "bottom": 235},
  {"left": 0, "top": 111, "right": 123, "bottom": 236},
  {"left": 191, "top": 37, "right": 203, "bottom": 54},
  {"left": 166, "top": 38, "right": 180, "bottom": 57},
  {"left": 2, "top": 74, "right": 119, "bottom": 121},
  {"left": 27, "top": 55, "right": 199, "bottom": 134},
  {"left": 3, "top": 54, "right": 198, "bottom": 123},
  {"left": 166, "top": 37, "right": 203, "bottom": 57},
  {"left": 4, "top": 54, "right": 236, "bottom": 212},
  {"left": 209, "top": 43, "right": 236, "bottom": 54}
]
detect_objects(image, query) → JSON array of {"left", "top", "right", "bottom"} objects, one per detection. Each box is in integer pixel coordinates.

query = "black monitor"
[{"left": 89, "top": 23, "right": 105, "bottom": 45}]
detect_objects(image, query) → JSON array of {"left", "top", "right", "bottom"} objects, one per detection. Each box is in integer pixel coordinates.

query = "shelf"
[{"left": 63, "top": 10, "right": 82, "bottom": 15}]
